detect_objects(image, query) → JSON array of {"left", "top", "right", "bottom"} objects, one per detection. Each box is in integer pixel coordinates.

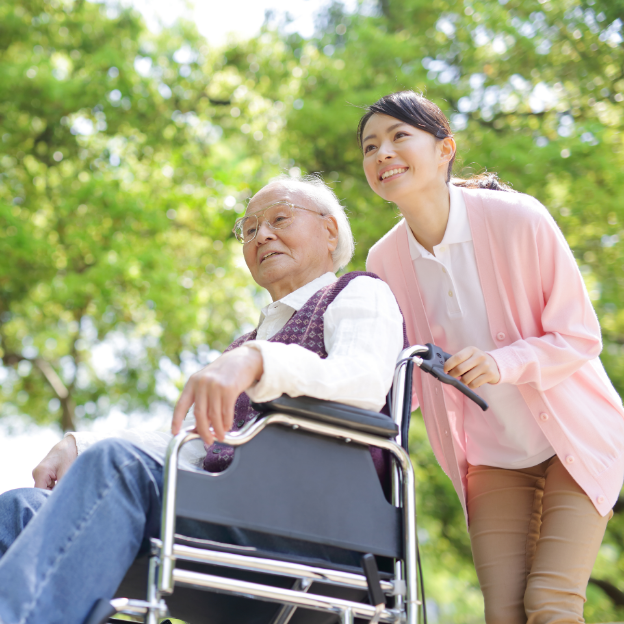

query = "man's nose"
[{"left": 255, "top": 220, "right": 277, "bottom": 244}]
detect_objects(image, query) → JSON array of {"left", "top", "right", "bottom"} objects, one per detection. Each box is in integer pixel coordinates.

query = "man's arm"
[{"left": 244, "top": 276, "right": 404, "bottom": 412}]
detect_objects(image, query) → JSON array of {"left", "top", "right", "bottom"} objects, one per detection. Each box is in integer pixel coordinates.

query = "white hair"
[{"left": 262, "top": 173, "right": 355, "bottom": 272}]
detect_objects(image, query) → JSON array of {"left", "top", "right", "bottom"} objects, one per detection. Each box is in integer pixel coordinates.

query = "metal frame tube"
[
  {"left": 391, "top": 346, "right": 427, "bottom": 624},
  {"left": 391, "top": 358, "right": 408, "bottom": 616},
  {"left": 341, "top": 607, "right": 355, "bottom": 624},
  {"left": 158, "top": 429, "right": 201, "bottom": 594},
  {"left": 172, "top": 568, "right": 401, "bottom": 623},
  {"left": 146, "top": 555, "right": 160, "bottom": 624},
  {"left": 172, "top": 543, "right": 394, "bottom": 593},
  {"left": 270, "top": 578, "right": 311, "bottom": 624}
]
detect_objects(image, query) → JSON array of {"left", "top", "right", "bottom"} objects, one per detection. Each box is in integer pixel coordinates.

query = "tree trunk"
[
  {"left": 34, "top": 357, "right": 75, "bottom": 431},
  {"left": 589, "top": 578, "right": 624, "bottom": 607},
  {"left": 60, "top": 396, "right": 76, "bottom": 432}
]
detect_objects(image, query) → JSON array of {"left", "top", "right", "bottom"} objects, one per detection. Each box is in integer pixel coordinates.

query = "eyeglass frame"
[{"left": 232, "top": 201, "right": 329, "bottom": 245}]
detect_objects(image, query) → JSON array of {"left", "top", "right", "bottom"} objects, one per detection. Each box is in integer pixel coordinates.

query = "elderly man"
[{"left": 0, "top": 175, "right": 404, "bottom": 624}]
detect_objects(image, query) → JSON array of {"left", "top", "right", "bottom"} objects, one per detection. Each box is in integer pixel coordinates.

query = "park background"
[{"left": 1, "top": 0, "right": 623, "bottom": 620}]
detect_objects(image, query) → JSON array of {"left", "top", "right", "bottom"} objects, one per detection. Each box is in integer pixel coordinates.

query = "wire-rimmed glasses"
[{"left": 232, "top": 201, "right": 327, "bottom": 244}]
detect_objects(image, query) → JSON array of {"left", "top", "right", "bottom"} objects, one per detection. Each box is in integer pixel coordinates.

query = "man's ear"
[{"left": 325, "top": 215, "right": 339, "bottom": 254}]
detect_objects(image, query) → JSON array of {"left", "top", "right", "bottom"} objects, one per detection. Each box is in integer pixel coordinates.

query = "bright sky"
[
  {"left": 1, "top": 0, "right": 362, "bottom": 495},
  {"left": 129, "top": 0, "right": 358, "bottom": 46}
]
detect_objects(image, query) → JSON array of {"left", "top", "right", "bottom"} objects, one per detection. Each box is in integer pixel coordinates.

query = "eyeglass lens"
[{"left": 236, "top": 203, "right": 295, "bottom": 243}]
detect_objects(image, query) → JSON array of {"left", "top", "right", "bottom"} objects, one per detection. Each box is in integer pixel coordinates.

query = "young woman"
[{"left": 359, "top": 90, "right": 624, "bottom": 623}]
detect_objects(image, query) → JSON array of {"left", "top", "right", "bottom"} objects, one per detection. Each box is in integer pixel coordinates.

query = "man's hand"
[
  {"left": 444, "top": 346, "right": 501, "bottom": 390},
  {"left": 32, "top": 436, "right": 78, "bottom": 490},
  {"left": 171, "top": 346, "right": 264, "bottom": 446}
]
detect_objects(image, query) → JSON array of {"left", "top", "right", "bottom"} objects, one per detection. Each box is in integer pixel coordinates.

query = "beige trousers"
[{"left": 467, "top": 456, "right": 612, "bottom": 624}]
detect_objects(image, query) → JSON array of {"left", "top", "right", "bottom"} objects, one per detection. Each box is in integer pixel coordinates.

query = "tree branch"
[
  {"left": 34, "top": 358, "right": 68, "bottom": 399},
  {"left": 589, "top": 577, "right": 624, "bottom": 607},
  {"left": 34, "top": 358, "right": 76, "bottom": 431}
]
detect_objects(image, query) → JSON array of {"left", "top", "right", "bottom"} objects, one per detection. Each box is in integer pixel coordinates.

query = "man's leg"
[
  {"left": 0, "top": 438, "right": 163, "bottom": 624},
  {"left": 0, "top": 488, "right": 51, "bottom": 558}
]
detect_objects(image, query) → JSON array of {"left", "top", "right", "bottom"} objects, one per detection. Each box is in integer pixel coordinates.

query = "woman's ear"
[
  {"left": 438, "top": 136, "right": 456, "bottom": 167},
  {"left": 325, "top": 215, "right": 339, "bottom": 254}
]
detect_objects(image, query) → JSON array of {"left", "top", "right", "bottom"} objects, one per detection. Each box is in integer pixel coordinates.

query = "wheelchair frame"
[{"left": 100, "top": 344, "right": 440, "bottom": 624}]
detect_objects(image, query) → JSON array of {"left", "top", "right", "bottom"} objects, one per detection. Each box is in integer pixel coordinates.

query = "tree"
[{"left": 0, "top": 0, "right": 301, "bottom": 431}]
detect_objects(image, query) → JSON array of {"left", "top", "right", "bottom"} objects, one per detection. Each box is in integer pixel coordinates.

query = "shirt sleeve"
[
  {"left": 245, "top": 276, "right": 405, "bottom": 412},
  {"left": 67, "top": 429, "right": 173, "bottom": 462},
  {"left": 488, "top": 207, "right": 603, "bottom": 391},
  {"left": 67, "top": 417, "right": 207, "bottom": 470}
]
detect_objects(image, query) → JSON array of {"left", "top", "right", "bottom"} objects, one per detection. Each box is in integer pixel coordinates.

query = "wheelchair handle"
[{"left": 415, "top": 343, "right": 489, "bottom": 412}]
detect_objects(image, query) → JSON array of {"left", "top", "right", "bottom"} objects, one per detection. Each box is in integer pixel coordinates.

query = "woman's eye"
[
  {"left": 364, "top": 144, "right": 376, "bottom": 153},
  {"left": 394, "top": 132, "right": 408, "bottom": 140}
]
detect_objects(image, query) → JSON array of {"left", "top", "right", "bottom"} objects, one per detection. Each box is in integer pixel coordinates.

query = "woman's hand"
[
  {"left": 444, "top": 346, "right": 500, "bottom": 389},
  {"left": 32, "top": 436, "right": 78, "bottom": 490},
  {"left": 171, "top": 346, "right": 264, "bottom": 446}
]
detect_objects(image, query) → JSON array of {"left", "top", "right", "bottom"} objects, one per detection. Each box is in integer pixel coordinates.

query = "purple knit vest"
[{"left": 203, "top": 271, "right": 407, "bottom": 482}]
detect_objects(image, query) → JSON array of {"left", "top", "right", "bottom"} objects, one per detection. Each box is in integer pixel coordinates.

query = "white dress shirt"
[
  {"left": 69, "top": 273, "right": 404, "bottom": 471},
  {"left": 407, "top": 184, "right": 554, "bottom": 469}
]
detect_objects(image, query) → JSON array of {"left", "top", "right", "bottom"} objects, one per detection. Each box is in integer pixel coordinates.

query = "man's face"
[{"left": 242, "top": 183, "right": 338, "bottom": 300}]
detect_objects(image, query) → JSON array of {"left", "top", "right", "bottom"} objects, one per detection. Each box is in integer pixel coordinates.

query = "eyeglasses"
[{"left": 232, "top": 201, "right": 327, "bottom": 244}]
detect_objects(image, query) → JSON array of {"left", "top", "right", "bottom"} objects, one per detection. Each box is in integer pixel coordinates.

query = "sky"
[
  {"left": 128, "top": 0, "right": 358, "bottom": 46},
  {"left": 1, "top": 0, "right": 362, "bottom": 495}
]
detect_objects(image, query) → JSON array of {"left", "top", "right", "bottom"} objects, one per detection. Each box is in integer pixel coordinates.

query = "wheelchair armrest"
[{"left": 251, "top": 395, "right": 398, "bottom": 439}]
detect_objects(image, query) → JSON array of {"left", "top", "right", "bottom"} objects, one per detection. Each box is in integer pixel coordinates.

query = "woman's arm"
[
  {"left": 245, "top": 276, "right": 405, "bottom": 412},
  {"left": 489, "top": 207, "right": 602, "bottom": 391}
]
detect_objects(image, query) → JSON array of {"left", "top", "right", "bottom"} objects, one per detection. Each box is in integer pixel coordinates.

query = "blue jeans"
[{"left": 0, "top": 439, "right": 163, "bottom": 624}]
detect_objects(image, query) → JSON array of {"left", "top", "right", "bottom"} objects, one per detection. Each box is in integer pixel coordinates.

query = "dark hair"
[{"left": 357, "top": 90, "right": 515, "bottom": 191}]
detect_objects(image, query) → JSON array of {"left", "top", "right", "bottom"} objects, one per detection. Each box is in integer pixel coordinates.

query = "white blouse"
[
  {"left": 69, "top": 273, "right": 405, "bottom": 471},
  {"left": 406, "top": 184, "right": 554, "bottom": 469}
]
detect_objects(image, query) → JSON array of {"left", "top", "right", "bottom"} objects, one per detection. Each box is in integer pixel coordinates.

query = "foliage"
[
  {"left": 1, "top": 0, "right": 624, "bottom": 619},
  {"left": 0, "top": 0, "right": 302, "bottom": 430}
]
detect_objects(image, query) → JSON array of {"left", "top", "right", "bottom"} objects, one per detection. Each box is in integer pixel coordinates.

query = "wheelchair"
[{"left": 87, "top": 344, "right": 487, "bottom": 624}]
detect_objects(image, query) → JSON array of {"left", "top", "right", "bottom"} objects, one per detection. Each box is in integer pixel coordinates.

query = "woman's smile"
[{"left": 379, "top": 166, "right": 409, "bottom": 182}]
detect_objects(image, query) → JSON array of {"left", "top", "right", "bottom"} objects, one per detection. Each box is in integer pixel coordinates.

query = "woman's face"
[{"left": 361, "top": 113, "right": 452, "bottom": 204}]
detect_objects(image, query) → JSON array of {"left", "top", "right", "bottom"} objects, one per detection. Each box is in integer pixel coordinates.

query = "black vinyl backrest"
[{"left": 176, "top": 425, "right": 402, "bottom": 559}]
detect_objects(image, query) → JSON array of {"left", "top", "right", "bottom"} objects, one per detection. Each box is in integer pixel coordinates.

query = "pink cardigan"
[{"left": 367, "top": 187, "right": 624, "bottom": 521}]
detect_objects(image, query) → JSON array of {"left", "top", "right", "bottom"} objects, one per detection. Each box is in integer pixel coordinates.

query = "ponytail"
[{"left": 451, "top": 172, "right": 516, "bottom": 193}]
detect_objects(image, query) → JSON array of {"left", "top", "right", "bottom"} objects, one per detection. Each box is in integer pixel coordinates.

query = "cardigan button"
[
  {"left": 566, "top": 455, "right": 575, "bottom": 464},
  {"left": 496, "top": 332, "right": 506, "bottom": 341},
  {"left": 540, "top": 412, "right": 549, "bottom": 421},
  {"left": 597, "top": 495, "right": 606, "bottom": 504}
]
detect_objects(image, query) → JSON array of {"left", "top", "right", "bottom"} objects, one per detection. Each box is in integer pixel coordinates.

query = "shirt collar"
[
  {"left": 407, "top": 184, "right": 472, "bottom": 260},
  {"left": 258, "top": 272, "right": 338, "bottom": 324}
]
